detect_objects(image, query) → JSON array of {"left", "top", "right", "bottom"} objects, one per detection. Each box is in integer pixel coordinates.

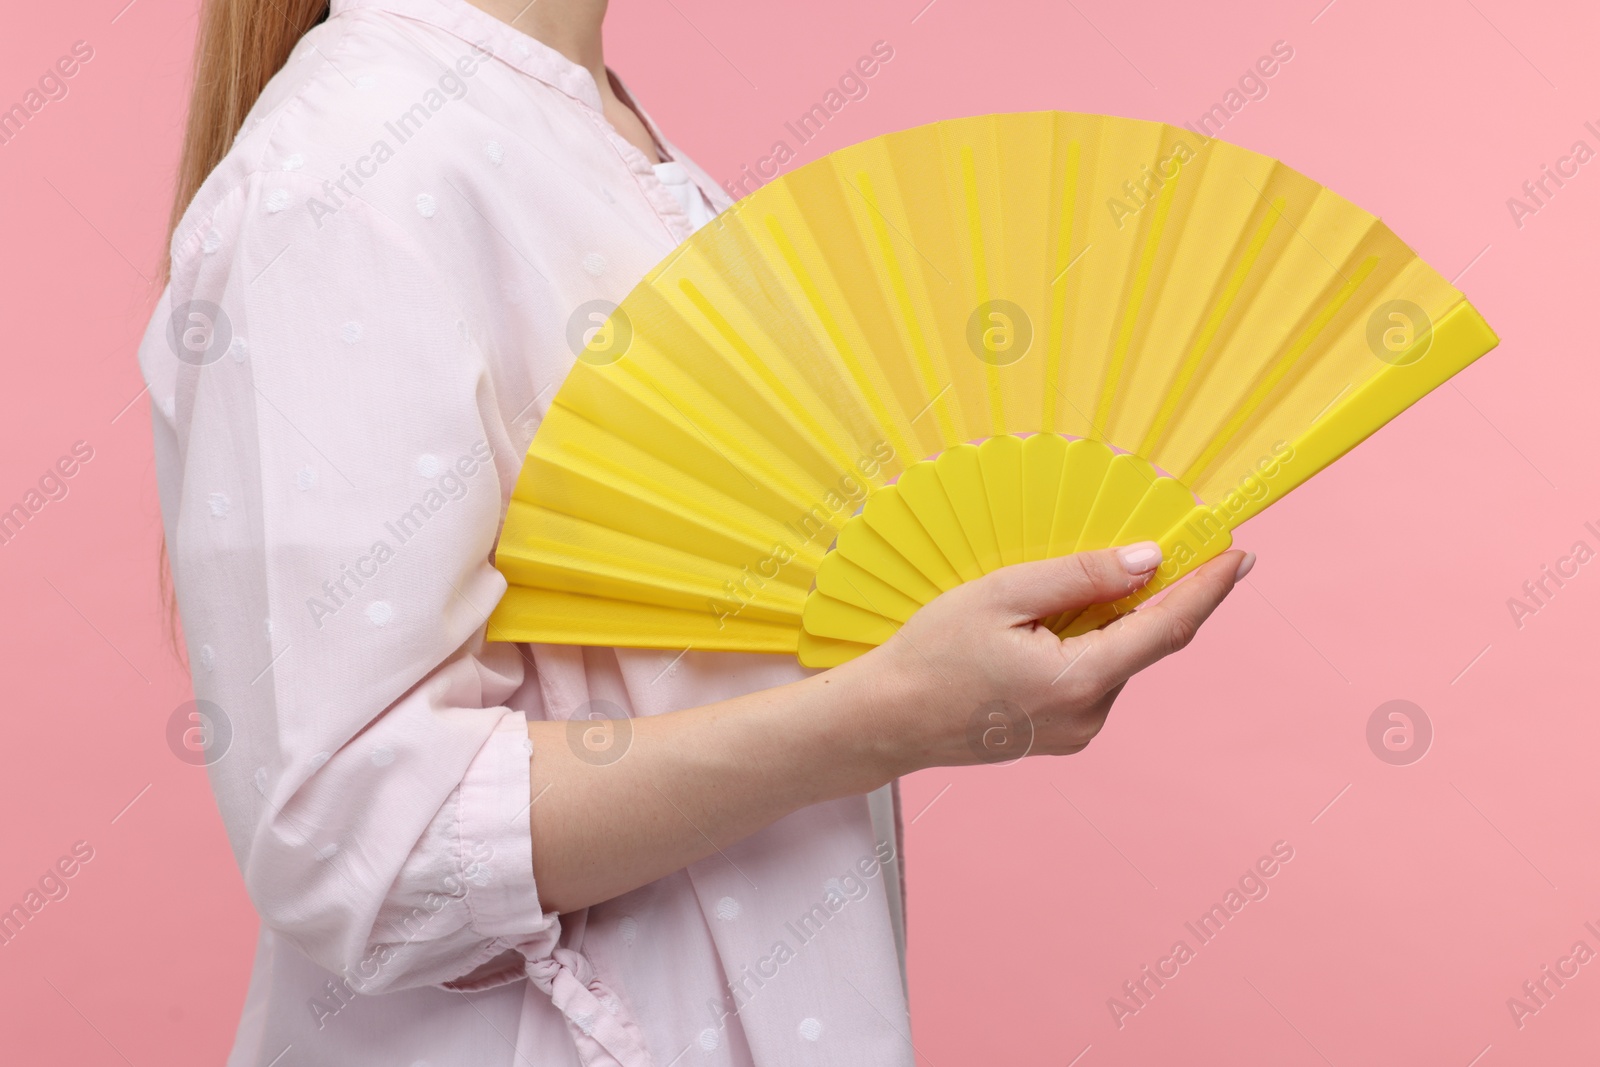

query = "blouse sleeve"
[{"left": 149, "top": 168, "right": 556, "bottom": 994}]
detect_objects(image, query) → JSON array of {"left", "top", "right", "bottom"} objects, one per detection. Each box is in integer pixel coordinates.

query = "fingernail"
[
  {"left": 1234, "top": 552, "right": 1257, "bottom": 582},
  {"left": 1117, "top": 541, "right": 1162, "bottom": 574}
]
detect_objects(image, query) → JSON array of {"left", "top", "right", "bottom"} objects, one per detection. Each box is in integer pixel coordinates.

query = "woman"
[{"left": 140, "top": 0, "right": 1253, "bottom": 1063}]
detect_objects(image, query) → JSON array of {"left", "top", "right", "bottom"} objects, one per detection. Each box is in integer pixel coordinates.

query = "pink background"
[{"left": 2, "top": 0, "right": 1596, "bottom": 1062}]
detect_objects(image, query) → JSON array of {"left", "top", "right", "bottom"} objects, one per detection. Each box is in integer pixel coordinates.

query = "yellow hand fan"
[{"left": 489, "top": 112, "right": 1497, "bottom": 668}]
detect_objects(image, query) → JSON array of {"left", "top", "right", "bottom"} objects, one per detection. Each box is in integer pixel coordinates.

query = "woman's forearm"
[
  {"left": 525, "top": 655, "right": 903, "bottom": 915},
  {"left": 525, "top": 544, "right": 1246, "bottom": 915}
]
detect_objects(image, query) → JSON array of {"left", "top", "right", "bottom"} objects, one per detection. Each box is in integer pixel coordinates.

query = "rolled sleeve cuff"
[{"left": 455, "top": 709, "right": 556, "bottom": 948}]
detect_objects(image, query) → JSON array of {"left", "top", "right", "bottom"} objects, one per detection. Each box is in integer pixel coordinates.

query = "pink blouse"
[{"left": 136, "top": 1, "right": 910, "bottom": 1063}]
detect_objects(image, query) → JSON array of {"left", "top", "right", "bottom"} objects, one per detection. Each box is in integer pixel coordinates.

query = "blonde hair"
[{"left": 158, "top": 0, "right": 330, "bottom": 656}]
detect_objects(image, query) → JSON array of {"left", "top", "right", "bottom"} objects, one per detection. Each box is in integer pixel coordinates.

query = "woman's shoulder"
[
  {"left": 146, "top": 11, "right": 516, "bottom": 416},
  {"left": 169, "top": 9, "right": 501, "bottom": 274}
]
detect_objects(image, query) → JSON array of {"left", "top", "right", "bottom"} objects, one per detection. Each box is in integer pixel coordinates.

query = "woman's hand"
[{"left": 840, "top": 543, "right": 1252, "bottom": 775}]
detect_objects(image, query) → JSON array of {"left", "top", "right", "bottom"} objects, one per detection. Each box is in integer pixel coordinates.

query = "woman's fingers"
[
  {"left": 1062, "top": 549, "right": 1249, "bottom": 693},
  {"left": 978, "top": 542, "right": 1165, "bottom": 623}
]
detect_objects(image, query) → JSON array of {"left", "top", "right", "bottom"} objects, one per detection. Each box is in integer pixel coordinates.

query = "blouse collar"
[{"left": 328, "top": 0, "right": 608, "bottom": 113}]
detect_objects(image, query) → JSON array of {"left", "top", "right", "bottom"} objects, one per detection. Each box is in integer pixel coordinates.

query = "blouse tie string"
[{"left": 525, "top": 946, "right": 657, "bottom": 1066}]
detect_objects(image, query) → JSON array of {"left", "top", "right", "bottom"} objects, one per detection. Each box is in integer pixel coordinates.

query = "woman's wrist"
[{"left": 809, "top": 647, "right": 926, "bottom": 788}]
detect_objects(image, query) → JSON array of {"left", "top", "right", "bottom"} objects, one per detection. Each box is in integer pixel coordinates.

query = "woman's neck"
[
  {"left": 464, "top": 0, "right": 660, "bottom": 162},
  {"left": 469, "top": 0, "right": 608, "bottom": 85}
]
